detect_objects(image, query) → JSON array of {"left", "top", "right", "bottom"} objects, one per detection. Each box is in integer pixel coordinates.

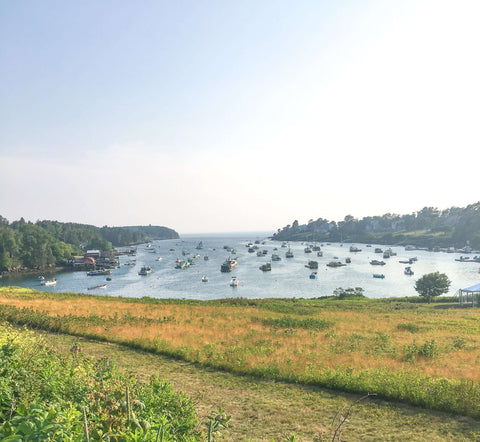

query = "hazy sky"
[{"left": 1, "top": 1, "right": 479, "bottom": 234}]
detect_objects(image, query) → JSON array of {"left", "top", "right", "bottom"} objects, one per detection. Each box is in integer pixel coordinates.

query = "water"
[{"left": 2, "top": 234, "right": 479, "bottom": 300}]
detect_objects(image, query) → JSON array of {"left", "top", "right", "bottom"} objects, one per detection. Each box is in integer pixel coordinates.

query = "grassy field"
[{"left": 1, "top": 287, "right": 480, "bottom": 439}]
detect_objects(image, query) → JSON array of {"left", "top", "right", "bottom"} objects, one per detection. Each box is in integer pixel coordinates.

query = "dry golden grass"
[{"left": 2, "top": 289, "right": 480, "bottom": 382}]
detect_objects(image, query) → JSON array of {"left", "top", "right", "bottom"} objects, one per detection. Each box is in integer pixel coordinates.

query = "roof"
[{"left": 461, "top": 283, "right": 480, "bottom": 293}]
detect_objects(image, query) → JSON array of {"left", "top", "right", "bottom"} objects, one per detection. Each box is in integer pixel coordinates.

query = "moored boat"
[
  {"left": 326, "top": 261, "right": 346, "bottom": 267},
  {"left": 138, "top": 266, "right": 153, "bottom": 275},
  {"left": 229, "top": 276, "right": 239, "bottom": 287},
  {"left": 41, "top": 278, "right": 57, "bottom": 286},
  {"left": 221, "top": 257, "right": 237, "bottom": 272},
  {"left": 87, "top": 269, "right": 112, "bottom": 276},
  {"left": 259, "top": 262, "right": 272, "bottom": 271},
  {"left": 373, "top": 274, "right": 385, "bottom": 279},
  {"left": 88, "top": 284, "right": 107, "bottom": 290},
  {"left": 286, "top": 248, "right": 294, "bottom": 258},
  {"left": 201, "top": 276, "right": 208, "bottom": 282},
  {"left": 305, "top": 260, "right": 318, "bottom": 269},
  {"left": 404, "top": 266, "right": 414, "bottom": 276}
]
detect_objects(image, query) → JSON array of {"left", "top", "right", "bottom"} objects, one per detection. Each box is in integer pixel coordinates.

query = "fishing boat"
[
  {"left": 305, "top": 260, "right": 318, "bottom": 269},
  {"left": 349, "top": 246, "right": 362, "bottom": 252},
  {"left": 221, "top": 257, "right": 237, "bottom": 272},
  {"left": 271, "top": 254, "right": 282, "bottom": 261},
  {"left": 174, "top": 259, "right": 190, "bottom": 269},
  {"left": 259, "top": 262, "right": 272, "bottom": 271},
  {"left": 201, "top": 276, "right": 208, "bottom": 282},
  {"left": 304, "top": 246, "right": 312, "bottom": 253},
  {"left": 138, "top": 266, "right": 153, "bottom": 275},
  {"left": 373, "top": 274, "right": 385, "bottom": 279},
  {"left": 326, "top": 261, "right": 346, "bottom": 267},
  {"left": 370, "top": 260, "right": 386, "bottom": 266},
  {"left": 229, "top": 276, "right": 239, "bottom": 287},
  {"left": 286, "top": 249, "right": 294, "bottom": 258},
  {"left": 87, "top": 269, "right": 112, "bottom": 276},
  {"left": 88, "top": 284, "right": 107, "bottom": 290}
]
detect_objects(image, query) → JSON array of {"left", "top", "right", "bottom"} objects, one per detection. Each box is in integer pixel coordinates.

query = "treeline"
[
  {"left": 273, "top": 202, "right": 480, "bottom": 249},
  {"left": 0, "top": 216, "right": 179, "bottom": 271}
]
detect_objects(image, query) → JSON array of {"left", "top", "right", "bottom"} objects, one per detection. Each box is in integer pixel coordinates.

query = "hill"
[
  {"left": 0, "top": 216, "right": 179, "bottom": 271},
  {"left": 273, "top": 202, "right": 480, "bottom": 250}
]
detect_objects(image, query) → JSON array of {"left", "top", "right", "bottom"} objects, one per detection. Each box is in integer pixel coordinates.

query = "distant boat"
[
  {"left": 373, "top": 274, "right": 385, "bottom": 279},
  {"left": 87, "top": 269, "right": 112, "bottom": 276},
  {"left": 349, "top": 246, "right": 362, "bottom": 252},
  {"left": 326, "top": 261, "right": 346, "bottom": 268},
  {"left": 370, "top": 260, "right": 386, "bottom": 266},
  {"left": 271, "top": 254, "right": 282, "bottom": 261},
  {"left": 404, "top": 266, "right": 414, "bottom": 276},
  {"left": 88, "top": 284, "right": 107, "bottom": 290},
  {"left": 138, "top": 266, "right": 153, "bottom": 275},
  {"left": 221, "top": 257, "right": 237, "bottom": 272},
  {"left": 175, "top": 259, "right": 190, "bottom": 269},
  {"left": 156, "top": 257, "right": 163, "bottom": 261},
  {"left": 309, "top": 272, "right": 317, "bottom": 279},
  {"left": 305, "top": 260, "right": 318, "bottom": 269},
  {"left": 41, "top": 278, "right": 57, "bottom": 286},
  {"left": 259, "top": 262, "right": 272, "bottom": 272},
  {"left": 201, "top": 276, "right": 208, "bottom": 282},
  {"left": 204, "top": 255, "right": 209, "bottom": 260},
  {"left": 230, "top": 276, "right": 239, "bottom": 287},
  {"left": 196, "top": 241, "right": 203, "bottom": 250},
  {"left": 286, "top": 248, "right": 294, "bottom": 258},
  {"left": 304, "top": 246, "right": 312, "bottom": 253}
]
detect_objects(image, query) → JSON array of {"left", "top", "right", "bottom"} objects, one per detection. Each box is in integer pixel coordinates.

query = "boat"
[
  {"left": 286, "top": 248, "right": 294, "bottom": 258},
  {"left": 124, "top": 260, "right": 136, "bottom": 266},
  {"left": 259, "top": 262, "right": 272, "bottom": 271},
  {"left": 349, "top": 246, "right": 362, "bottom": 252},
  {"left": 304, "top": 246, "right": 312, "bottom": 253},
  {"left": 138, "top": 266, "right": 153, "bottom": 275},
  {"left": 404, "top": 266, "right": 415, "bottom": 276},
  {"left": 229, "top": 276, "right": 240, "bottom": 287},
  {"left": 88, "top": 284, "right": 107, "bottom": 290},
  {"left": 345, "top": 257, "right": 351, "bottom": 264},
  {"left": 373, "top": 274, "right": 385, "bottom": 279},
  {"left": 156, "top": 257, "right": 163, "bottom": 261},
  {"left": 281, "top": 242, "right": 288, "bottom": 248},
  {"left": 221, "top": 257, "right": 237, "bottom": 272},
  {"left": 204, "top": 255, "right": 209, "bottom": 260},
  {"left": 87, "top": 269, "right": 112, "bottom": 276},
  {"left": 317, "top": 251, "right": 323, "bottom": 257},
  {"left": 193, "top": 254, "right": 200, "bottom": 258},
  {"left": 196, "top": 241, "right": 203, "bottom": 250},
  {"left": 175, "top": 259, "right": 190, "bottom": 269},
  {"left": 201, "top": 276, "right": 208, "bottom": 282},
  {"left": 271, "top": 254, "right": 282, "bottom": 261},
  {"left": 41, "top": 278, "right": 57, "bottom": 286},
  {"left": 309, "top": 272, "right": 317, "bottom": 279},
  {"left": 374, "top": 248, "right": 383, "bottom": 253},
  {"left": 257, "top": 251, "right": 263, "bottom": 257},
  {"left": 370, "top": 260, "right": 386, "bottom": 266},
  {"left": 305, "top": 260, "right": 318, "bottom": 269},
  {"left": 326, "top": 261, "right": 346, "bottom": 267}
]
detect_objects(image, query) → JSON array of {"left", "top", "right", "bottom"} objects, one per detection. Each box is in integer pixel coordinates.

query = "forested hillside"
[
  {"left": 273, "top": 202, "right": 480, "bottom": 249},
  {"left": 0, "top": 216, "right": 179, "bottom": 271}
]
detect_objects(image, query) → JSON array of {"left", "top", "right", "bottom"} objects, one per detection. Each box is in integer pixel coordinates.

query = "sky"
[{"left": 1, "top": 1, "right": 479, "bottom": 234}]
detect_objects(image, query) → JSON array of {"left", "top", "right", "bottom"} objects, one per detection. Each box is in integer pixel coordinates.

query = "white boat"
[
  {"left": 202, "top": 276, "right": 209, "bottom": 282},
  {"left": 230, "top": 276, "right": 239, "bottom": 287},
  {"left": 42, "top": 279, "right": 57, "bottom": 286},
  {"left": 88, "top": 284, "right": 107, "bottom": 290},
  {"left": 138, "top": 266, "right": 153, "bottom": 275}
]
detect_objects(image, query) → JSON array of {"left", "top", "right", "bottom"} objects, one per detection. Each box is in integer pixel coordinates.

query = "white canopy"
[{"left": 461, "top": 283, "right": 480, "bottom": 293}]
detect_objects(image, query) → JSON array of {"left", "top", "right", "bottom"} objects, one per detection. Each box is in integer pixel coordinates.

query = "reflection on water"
[{"left": 2, "top": 235, "right": 479, "bottom": 300}]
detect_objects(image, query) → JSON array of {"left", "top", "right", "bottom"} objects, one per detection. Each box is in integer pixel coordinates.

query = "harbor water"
[{"left": 2, "top": 233, "right": 479, "bottom": 300}]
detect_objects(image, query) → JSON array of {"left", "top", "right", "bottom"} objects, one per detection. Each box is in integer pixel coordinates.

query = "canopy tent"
[{"left": 458, "top": 283, "right": 480, "bottom": 307}]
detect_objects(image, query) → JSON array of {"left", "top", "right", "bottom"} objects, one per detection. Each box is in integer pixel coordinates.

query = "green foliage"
[
  {"left": 333, "top": 287, "right": 365, "bottom": 300},
  {"left": 272, "top": 201, "right": 480, "bottom": 249},
  {"left": 0, "top": 324, "right": 199, "bottom": 441},
  {"left": 257, "top": 315, "right": 331, "bottom": 330},
  {"left": 0, "top": 216, "right": 179, "bottom": 270},
  {"left": 414, "top": 272, "right": 451, "bottom": 303}
]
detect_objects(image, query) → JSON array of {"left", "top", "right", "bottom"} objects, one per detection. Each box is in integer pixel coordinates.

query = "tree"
[{"left": 414, "top": 272, "right": 451, "bottom": 303}]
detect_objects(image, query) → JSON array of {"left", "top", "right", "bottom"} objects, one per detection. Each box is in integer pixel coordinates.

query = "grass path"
[{"left": 42, "top": 331, "right": 480, "bottom": 441}]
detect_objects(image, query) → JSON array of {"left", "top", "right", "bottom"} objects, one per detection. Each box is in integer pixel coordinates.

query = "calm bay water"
[{"left": 2, "top": 233, "right": 479, "bottom": 300}]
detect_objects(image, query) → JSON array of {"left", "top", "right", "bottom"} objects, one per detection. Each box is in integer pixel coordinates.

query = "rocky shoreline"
[{"left": 1, "top": 266, "right": 67, "bottom": 278}]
